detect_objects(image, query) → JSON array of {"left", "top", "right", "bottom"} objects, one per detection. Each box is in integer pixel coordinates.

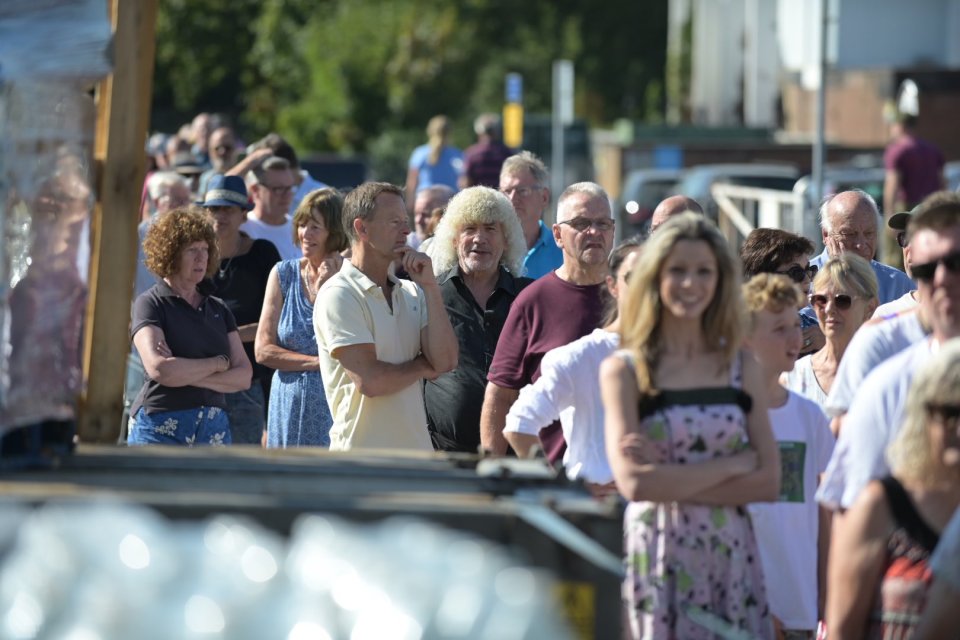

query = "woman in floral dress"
[{"left": 600, "top": 213, "right": 779, "bottom": 639}]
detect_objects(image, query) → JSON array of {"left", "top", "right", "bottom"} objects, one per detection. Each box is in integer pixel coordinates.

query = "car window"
[{"left": 727, "top": 175, "right": 798, "bottom": 190}]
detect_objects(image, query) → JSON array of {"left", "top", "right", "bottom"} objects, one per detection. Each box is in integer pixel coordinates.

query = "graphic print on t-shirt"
[{"left": 778, "top": 440, "right": 807, "bottom": 503}]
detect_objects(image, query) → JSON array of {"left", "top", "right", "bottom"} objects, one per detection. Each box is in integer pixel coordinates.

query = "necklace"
[
  {"left": 302, "top": 264, "right": 319, "bottom": 297},
  {"left": 217, "top": 255, "right": 234, "bottom": 280}
]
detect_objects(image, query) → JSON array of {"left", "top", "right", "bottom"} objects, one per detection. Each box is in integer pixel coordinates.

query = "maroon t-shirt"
[
  {"left": 884, "top": 135, "right": 944, "bottom": 207},
  {"left": 488, "top": 271, "right": 604, "bottom": 462}
]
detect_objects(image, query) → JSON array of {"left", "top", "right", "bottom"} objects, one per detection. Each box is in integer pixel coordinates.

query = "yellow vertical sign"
[{"left": 503, "top": 102, "right": 523, "bottom": 148}]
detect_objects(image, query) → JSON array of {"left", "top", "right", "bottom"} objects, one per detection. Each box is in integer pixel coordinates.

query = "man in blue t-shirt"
[{"left": 498, "top": 151, "right": 563, "bottom": 279}]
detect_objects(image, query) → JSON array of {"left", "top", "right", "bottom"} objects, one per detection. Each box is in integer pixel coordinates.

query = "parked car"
[
  {"left": 617, "top": 168, "right": 684, "bottom": 235},
  {"left": 674, "top": 163, "right": 800, "bottom": 221}
]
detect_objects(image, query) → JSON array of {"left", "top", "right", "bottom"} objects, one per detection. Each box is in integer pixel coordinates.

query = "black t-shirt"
[
  {"left": 131, "top": 281, "right": 238, "bottom": 415},
  {"left": 207, "top": 238, "right": 280, "bottom": 381},
  {"left": 424, "top": 266, "right": 531, "bottom": 452}
]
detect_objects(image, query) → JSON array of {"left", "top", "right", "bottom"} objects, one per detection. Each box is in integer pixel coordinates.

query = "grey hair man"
[
  {"left": 481, "top": 182, "right": 615, "bottom": 459},
  {"left": 812, "top": 190, "right": 914, "bottom": 305},
  {"left": 240, "top": 156, "right": 299, "bottom": 260},
  {"left": 408, "top": 184, "right": 455, "bottom": 250},
  {"left": 423, "top": 186, "right": 531, "bottom": 452},
  {"left": 499, "top": 151, "right": 562, "bottom": 279},
  {"left": 314, "top": 182, "right": 458, "bottom": 451}
]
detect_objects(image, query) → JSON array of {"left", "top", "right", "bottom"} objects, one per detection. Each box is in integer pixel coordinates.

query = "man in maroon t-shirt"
[
  {"left": 883, "top": 113, "right": 945, "bottom": 268},
  {"left": 460, "top": 114, "right": 513, "bottom": 190},
  {"left": 480, "top": 181, "right": 614, "bottom": 461}
]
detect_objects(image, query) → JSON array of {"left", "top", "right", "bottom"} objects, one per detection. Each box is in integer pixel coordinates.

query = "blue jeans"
[
  {"left": 223, "top": 384, "right": 266, "bottom": 445},
  {"left": 128, "top": 406, "right": 231, "bottom": 446}
]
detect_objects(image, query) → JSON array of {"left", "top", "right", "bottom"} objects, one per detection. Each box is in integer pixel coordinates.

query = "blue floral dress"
[{"left": 266, "top": 259, "right": 332, "bottom": 447}]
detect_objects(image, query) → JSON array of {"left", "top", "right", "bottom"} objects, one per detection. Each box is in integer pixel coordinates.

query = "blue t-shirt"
[
  {"left": 408, "top": 144, "right": 463, "bottom": 193},
  {"left": 522, "top": 221, "right": 564, "bottom": 279}
]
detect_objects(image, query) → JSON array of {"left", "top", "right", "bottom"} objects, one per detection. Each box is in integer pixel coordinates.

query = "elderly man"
[
  {"left": 480, "top": 182, "right": 614, "bottom": 459},
  {"left": 813, "top": 190, "right": 914, "bottom": 302},
  {"left": 314, "top": 182, "right": 458, "bottom": 451},
  {"left": 499, "top": 151, "right": 562, "bottom": 279},
  {"left": 422, "top": 186, "right": 532, "bottom": 452},
  {"left": 649, "top": 195, "right": 703, "bottom": 232},
  {"left": 241, "top": 156, "right": 299, "bottom": 260},
  {"left": 408, "top": 185, "right": 454, "bottom": 250},
  {"left": 818, "top": 191, "right": 960, "bottom": 513}
]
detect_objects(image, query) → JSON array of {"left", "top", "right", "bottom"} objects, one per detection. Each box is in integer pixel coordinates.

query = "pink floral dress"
[{"left": 620, "top": 352, "right": 774, "bottom": 639}]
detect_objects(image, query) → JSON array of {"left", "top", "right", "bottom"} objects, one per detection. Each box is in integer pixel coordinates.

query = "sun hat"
[{"left": 197, "top": 174, "right": 254, "bottom": 210}]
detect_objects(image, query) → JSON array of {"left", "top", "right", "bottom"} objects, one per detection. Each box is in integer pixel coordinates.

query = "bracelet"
[{"left": 216, "top": 354, "right": 230, "bottom": 372}]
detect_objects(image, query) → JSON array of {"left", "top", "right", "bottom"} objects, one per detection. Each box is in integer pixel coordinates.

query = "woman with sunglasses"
[
  {"left": 783, "top": 254, "right": 877, "bottom": 409},
  {"left": 740, "top": 228, "right": 823, "bottom": 355},
  {"left": 827, "top": 339, "right": 960, "bottom": 639}
]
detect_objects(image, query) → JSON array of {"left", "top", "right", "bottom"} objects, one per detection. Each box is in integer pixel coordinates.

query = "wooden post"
[{"left": 78, "top": 0, "right": 158, "bottom": 442}]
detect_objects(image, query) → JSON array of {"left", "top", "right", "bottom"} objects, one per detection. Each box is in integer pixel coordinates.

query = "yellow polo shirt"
[{"left": 314, "top": 261, "right": 432, "bottom": 451}]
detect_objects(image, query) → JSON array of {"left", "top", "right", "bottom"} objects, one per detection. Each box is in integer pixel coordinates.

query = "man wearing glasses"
[
  {"left": 818, "top": 191, "right": 960, "bottom": 516},
  {"left": 812, "top": 190, "right": 914, "bottom": 304},
  {"left": 498, "top": 151, "right": 563, "bottom": 279},
  {"left": 240, "top": 156, "right": 299, "bottom": 260},
  {"left": 481, "top": 182, "right": 614, "bottom": 461}
]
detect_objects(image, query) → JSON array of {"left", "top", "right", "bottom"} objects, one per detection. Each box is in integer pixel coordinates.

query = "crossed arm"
[
  {"left": 599, "top": 353, "right": 779, "bottom": 505},
  {"left": 133, "top": 324, "right": 251, "bottom": 393}
]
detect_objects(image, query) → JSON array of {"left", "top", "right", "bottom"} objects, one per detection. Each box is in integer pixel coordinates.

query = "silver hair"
[
  {"left": 556, "top": 181, "right": 611, "bottom": 223},
  {"left": 416, "top": 184, "right": 455, "bottom": 202},
  {"left": 500, "top": 151, "right": 549, "bottom": 187},
  {"left": 146, "top": 171, "right": 189, "bottom": 201},
  {"left": 247, "top": 156, "right": 291, "bottom": 186},
  {"left": 819, "top": 189, "right": 880, "bottom": 233},
  {"left": 428, "top": 186, "right": 527, "bottom": 276}
]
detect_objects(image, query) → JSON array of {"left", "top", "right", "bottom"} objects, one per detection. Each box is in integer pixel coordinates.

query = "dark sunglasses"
[
  {"left": 776, "top": 264, "right": 818, "bottom": 284},
  {"left": 809, "top": 293, "right": 855, "bottom": 310},
  {"left": 911, "top": 250, "right": 960, "bottom": 283},
  {"left": 896, "top": 231, "right": 908, "bottom": 249},
  {"left": 925, "top": 402, "right": 960, "bottom": 424}
]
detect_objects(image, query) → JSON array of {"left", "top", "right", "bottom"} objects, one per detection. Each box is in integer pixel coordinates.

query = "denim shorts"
[
  {"left": 128, "top": 406, "right": 231, "bottom": 446},
  {"left": 223, "top": 384, "right": 266, "bottom": 445}
]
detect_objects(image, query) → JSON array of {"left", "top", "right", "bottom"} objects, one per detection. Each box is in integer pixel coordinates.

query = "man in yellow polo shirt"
[{"left": 314, "top": 182, "right": 458, "bottom": 451}]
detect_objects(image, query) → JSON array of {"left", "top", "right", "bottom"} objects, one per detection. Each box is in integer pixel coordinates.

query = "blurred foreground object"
[{"left": 0, "top": 0, "right": 112, "bottom": 454}]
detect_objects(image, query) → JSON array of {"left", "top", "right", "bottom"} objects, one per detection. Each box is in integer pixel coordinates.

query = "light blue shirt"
[
  {"left": 522, "top": 221, "right": 564, "bottom": 279},
  {"left": 802, "top": 248, "right": 915, "bottom": 323}
]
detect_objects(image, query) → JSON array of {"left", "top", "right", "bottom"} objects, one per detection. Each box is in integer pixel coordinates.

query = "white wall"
[{"left": 690, "top": 0, "right": 745, "bottom": 125}]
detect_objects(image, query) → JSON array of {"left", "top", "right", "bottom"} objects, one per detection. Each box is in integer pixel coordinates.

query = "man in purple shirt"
[
  {"left": 480, "top": 182, "right": 614, "bottom": 461},
  {"left": 460, "top": 114, "right": 513, "bottom": 190},
  {"left": 883, "top": 113, "right": 945, "bottom": 268}
]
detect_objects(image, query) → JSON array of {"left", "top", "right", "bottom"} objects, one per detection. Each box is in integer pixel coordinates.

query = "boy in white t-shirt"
[{"left": 742, "top": 274, "right": 836, "bottom": 638}]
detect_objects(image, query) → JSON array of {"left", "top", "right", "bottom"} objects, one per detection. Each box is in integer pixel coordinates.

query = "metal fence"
[{"left": 711, "top": 183, "right": 822, "bottom": 253}]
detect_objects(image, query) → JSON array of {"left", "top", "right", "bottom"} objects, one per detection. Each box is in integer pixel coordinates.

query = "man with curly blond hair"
[{"left": 422, "top": 186, "right": 531, "bottom": 452}]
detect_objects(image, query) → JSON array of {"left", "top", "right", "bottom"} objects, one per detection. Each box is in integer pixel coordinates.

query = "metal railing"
[{"left": 711, "top": 183, "right": 821, "bottom": 252}]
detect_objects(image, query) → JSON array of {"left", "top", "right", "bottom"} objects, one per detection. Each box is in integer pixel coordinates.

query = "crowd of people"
[{"left": 128, "top": 110, "right": 960, "bottom": 638}]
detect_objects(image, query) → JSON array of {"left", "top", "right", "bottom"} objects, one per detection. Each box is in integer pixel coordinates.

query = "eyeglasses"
[
  {"left": 214, "top": 144, "right": 234, "bottom": 153},
  {"left": 776, "top": 264, "right": 818, "bottom": 284},
  {"left": 925, "top": 402, "right": 960, "bottom": 426},
  {"left": 558, "top": 217, "right": 616, "bottom": 233},
  {"left": 500, "top": 185, "right": 543, "bottom": 198},
  {"left": 262, "top": 184, "right": 296, "bottom": 196},
  {"left": 809, "top": 293, "right": 855, "bottom": 311},
  {"left": 896, "top": 231, "right": 909, "bottom": 249},
  {"left": 911, "top": 250, "right": 960, "bottom": 283}
]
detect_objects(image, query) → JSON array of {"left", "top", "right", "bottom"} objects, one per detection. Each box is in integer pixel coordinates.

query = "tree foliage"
[{"left": 152, "top": 0, "right": 667, "bottom": 178}]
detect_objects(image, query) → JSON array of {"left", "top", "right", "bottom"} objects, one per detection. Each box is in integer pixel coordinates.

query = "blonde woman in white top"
[{"left": 782, "top": 254, "right": 877, "bottom": 412}]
